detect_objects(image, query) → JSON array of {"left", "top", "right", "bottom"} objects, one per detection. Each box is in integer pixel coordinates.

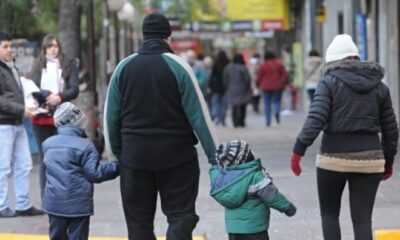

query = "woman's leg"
[
  {"left": 307, "top": 89, "right": 316, "bottom": 103},
  {"left": 231, "top": 105, "right": 239, "bottom": 127},
  {"left": 317, "top": 168, "right": 348, "bottom": 240},
  {"left": 32, "top": 124, "right": 57, "bottom": 197},
  {"left": 272, "top": 90, "right": 283, "bottom": 124},
  {"left": 240, "top": 104, "right": 247, "bottom": 127},
  {"left": 348, "top": 173, "right": 382, "bottom": 240},
  {"left": 262, "top": 91, "right": 272, "bottom": 126}
]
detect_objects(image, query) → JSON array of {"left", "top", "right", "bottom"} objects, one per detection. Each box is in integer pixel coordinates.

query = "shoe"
[
  {"left": 0, "top": 207, "right": 16, "bottom": 218},
  {"left": 16, "top": 206, "right": 45, "bottom": 216}
]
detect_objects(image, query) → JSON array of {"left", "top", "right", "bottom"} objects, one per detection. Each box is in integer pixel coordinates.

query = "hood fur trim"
[{"left": 323, "top": 60, "right": 385, "bottom": 77}]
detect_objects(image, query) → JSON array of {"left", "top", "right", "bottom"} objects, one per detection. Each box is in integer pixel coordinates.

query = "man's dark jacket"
[{"left": 0, "top": 60, "right": 25, "bottom": 125}]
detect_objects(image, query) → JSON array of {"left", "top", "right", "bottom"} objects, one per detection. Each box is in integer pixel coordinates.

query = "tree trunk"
[{"left": 58, "top": 0, "right": 81, "bottom": 59}]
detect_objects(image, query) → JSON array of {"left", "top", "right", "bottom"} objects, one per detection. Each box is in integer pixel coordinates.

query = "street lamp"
[
  {"left": 107, "top": 0, "right": 126, "bottom": 11},
  {"left": 117, "top": 2, "right": 135, "bottom": 56}
]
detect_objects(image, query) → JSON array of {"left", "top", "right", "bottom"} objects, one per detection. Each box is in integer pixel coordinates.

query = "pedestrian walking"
[
  {"left": 223, "top": 53, "right": 252, "bottom": 127},
  {"left": 0, "top": 32, "right": 44, "bottom": 217},
  {"left": 209, "top": 50, "right": 230, "bottom": 126},
  {"left": 257, "top": 50, "right": 288, "bottom": 126},
  {"left": 304, "top": 50, "right": 323, "bottom": 103},
  {"left": 210, "top": 140, "right": 296, "bottom": 240},
  {"left": 42, "top": 102, "right": 119, "bottom": 240},
  {"left": 248, "top": 53, "right": 262, "bottom": 113},
  {"left": 27, "top": 34, "right": 80, "bottom": 197},
  {"left": 290, "top": 34, "right": 399, "bottom": 240},
  {"left": 103, "top": 12, "right": 218, "bottom": 240}
]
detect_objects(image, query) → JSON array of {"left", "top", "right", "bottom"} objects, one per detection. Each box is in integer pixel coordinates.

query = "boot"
[{"left": 275, "top": 113, "right": 280, "bottom": 124}]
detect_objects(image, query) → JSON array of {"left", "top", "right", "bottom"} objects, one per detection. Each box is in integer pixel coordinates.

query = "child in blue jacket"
[
  {"left": 42, "top": 102, "right": 119, "bottom": 240},
  {"left": 210, "top": 140, "right": 296, "bottom": 240}
]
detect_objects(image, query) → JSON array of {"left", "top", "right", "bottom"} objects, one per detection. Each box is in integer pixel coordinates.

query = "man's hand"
[
  {"left": 46, "top": 93, "right": 62, "bottom": 106},
  {"left": 24, "top": 107, "right": 37, "bottom": 117}
]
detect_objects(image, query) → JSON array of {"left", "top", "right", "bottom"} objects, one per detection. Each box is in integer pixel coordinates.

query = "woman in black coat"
[
  {"left": 290, "top": 34, "right": 398, "bottom": 240},
  {"left": 27, "top": 34, "right": 80, "bottom": 197}
]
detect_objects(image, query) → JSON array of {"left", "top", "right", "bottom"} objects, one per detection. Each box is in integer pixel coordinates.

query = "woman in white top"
[
  {"left": 304, "top": 50, "right": 323, "bottom": 103},
  {"left": 27, "top": 34, "right": 79, "bottom": 197}
]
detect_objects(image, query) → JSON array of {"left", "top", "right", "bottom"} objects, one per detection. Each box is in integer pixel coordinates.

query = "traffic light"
[{"left": 316, "top": 4, "right": 326, "bottom": 23}]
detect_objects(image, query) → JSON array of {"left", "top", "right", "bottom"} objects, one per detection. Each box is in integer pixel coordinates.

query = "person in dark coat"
[
  {"left": 42, "top": 102, "right": 119, "bottom": 240},
  {"left": 209, "top": 50, "right": 230, "bottom": 126},
  {"left": 103, "top": 12, "right": 218, "bottom": 240},
  {"left": 290, "top": 34, "right": 399, "bottom": 240},
  {"left": 223, "top": 53, "right": 252, "bottom": 127},
  {"left": 0, "top": 32, "right": 44, "bottom": 218},
  {"left": 27, "top": 34, "right": 80, "bottom": 197}
]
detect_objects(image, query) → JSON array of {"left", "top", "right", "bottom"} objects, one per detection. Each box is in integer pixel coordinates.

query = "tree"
[
  {"left": 58, "top": 0, "right": 82, "bottom": 59},
  {"left": 0, "top": 0, "right": 38, "bottom": 36}
]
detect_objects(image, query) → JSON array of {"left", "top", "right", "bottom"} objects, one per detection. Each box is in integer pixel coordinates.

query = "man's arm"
[
  {"left": 104, "top": 54, "right": 137, "bottom": 160},
  {"left": 163, "top": 53, "right": 219, "bottom": 164}
]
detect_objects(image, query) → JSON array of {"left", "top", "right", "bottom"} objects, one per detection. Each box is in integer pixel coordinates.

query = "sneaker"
[
  {"left": 15, "top": 206, "right": 45, "bottom": 216},
  {"left": 0, "top": 207, "right": 16, "bottom": 218}
]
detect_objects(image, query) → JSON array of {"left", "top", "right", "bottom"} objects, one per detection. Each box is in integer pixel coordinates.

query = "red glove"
[
  {"left": 382, "top": 165, "right": 393, "bottom": 180},
  {"left": 291, "top": 153, "right": 302, "bottom": 176}
]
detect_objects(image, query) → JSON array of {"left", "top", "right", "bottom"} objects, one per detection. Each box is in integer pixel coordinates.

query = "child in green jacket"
[{"left": 209, "top": 140, "right": 296, "bottom": 240}]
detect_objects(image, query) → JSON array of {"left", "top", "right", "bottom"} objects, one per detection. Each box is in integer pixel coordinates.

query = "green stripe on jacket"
[
  {"left": 162, "top": 53, "right": 218, "bottom": 163},
  {"left": 104, "top": 54, "right": 137, "bottom": 159}
]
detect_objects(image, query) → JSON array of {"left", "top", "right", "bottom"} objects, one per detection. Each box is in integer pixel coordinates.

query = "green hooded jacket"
[{"left": 209, "top": 159, "right": 294, "bottom": 234}]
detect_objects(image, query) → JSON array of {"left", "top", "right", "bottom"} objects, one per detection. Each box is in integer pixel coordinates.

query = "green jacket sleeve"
[
  {"left": 103, "top": 54, "right": 137, "bottom": 159},
  {"left": 162, "top": 53, "right": 219, "bottom": 164}
]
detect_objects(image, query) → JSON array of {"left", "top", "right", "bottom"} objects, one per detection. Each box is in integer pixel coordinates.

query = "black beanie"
[{"left": 142, "top": 12, "right": 171, "bottom": 40}]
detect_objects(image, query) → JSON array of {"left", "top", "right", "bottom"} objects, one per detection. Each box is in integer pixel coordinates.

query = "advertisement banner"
[{"left": 191, "top": 0, "right": 289, "bottom": 30}]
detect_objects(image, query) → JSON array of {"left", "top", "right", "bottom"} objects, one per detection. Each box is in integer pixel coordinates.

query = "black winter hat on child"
[
  {"left": 216, "top": 140, "right": 255, "bottom": 169},
  {"left": 142, "top": 12, "right": 172, "bottom": 40}
]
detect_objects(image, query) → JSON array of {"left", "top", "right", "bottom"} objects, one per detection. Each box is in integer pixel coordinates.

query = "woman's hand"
[{"left": 46, "top": 93, "right": 62, "bottom": 106}]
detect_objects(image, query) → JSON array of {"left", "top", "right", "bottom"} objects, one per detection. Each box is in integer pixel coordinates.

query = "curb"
[
  {"left": 0, "top": 234, "right": 206, "bottom": 240},
  {"left": 375, "top": 229, "right": 400, "bottom": 240}
]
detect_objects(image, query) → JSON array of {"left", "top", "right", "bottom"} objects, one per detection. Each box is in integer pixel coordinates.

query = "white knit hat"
[
  {"left": 325, "top": 34, "right": 359, "bottom": 63},
  {"left": 54, "top": 102, "right": 86, "bottom": 127}
]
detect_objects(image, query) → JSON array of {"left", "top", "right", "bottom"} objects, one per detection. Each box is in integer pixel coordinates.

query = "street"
[{"left": 0, "top": 110, "right": 399, "bottom": 240}]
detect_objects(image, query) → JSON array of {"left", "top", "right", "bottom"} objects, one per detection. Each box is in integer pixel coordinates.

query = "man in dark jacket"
[
  {"left": 104, "top": 12, "right": 218, "bottom": 240},
  {"left": 0, "top": 32, "right": 44, "bottom": 217}
]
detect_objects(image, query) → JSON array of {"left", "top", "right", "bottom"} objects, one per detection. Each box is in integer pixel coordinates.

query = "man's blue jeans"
[{"left": 0, "top": 124, "right": 33, "bottom": 211}]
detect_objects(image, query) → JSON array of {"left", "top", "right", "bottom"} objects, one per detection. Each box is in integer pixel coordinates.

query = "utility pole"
[{"left": 87, "top": 0, "right": 97, "bottom": 105}]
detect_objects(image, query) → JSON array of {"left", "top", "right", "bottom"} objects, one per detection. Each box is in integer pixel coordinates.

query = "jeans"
[
  {"left": 121, "top": 159, "right": 200, "bottom": 240},
  {"left": 307, "top": 88, "right": 316, "bottom": 103},
  {"left": 32, "top": 124, "right": 57, "bottom": 197},
  {"left": 262, "top": 90, "right": 283, "bottom": 126},
  {"left": 0, "top": 124, "right": 33, "bottom": 211},
  {"left": 49, "top": 215, "right": 90, "bottom": 240},
  {"left": 210, "top": 93, "right": 226, "bottom": 125},
  {"left": 317, "top": 168, "right": 382, "bottom": 240}
]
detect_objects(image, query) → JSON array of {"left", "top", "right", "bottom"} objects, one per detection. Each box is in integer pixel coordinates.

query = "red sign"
[{"left": 261, "top": 20, "right": 284, "bottom": 30}]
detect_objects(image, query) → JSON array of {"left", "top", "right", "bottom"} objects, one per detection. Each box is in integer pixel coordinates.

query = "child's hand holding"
[{"left": 284, "top": 203, "right": 297, "bottom": 217}]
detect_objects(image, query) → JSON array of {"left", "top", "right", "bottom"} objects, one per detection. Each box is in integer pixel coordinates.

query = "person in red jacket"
[{"left": 256, "top": 50, "right": 288, "bottom": 127}]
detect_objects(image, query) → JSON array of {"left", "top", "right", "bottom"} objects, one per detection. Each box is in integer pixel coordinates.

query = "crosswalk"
[{"left": 0, "top": 234, "right": 206, "bottom": 240}]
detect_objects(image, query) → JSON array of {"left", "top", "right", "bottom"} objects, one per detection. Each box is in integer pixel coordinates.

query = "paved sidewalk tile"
[
  {"left": 0, "top": 234, "right": 205, "bottom": 240},
  {"left": 375, "top": 230, "right": 400, "bottom": 240}
]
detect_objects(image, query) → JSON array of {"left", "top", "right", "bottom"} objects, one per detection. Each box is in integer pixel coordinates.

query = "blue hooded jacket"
[{"left": 42, "top": 126, "right": 119, "bottom": 217}]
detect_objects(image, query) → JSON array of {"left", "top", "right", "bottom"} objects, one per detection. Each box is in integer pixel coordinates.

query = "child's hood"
[{"left": 209, "top": 159, "right": 261, "bottom": 208}]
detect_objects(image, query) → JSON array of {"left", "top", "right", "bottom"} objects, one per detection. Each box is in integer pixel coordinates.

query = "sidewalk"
[{"left": 0, "top": 110, "right": 399, "bottom": 239}]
